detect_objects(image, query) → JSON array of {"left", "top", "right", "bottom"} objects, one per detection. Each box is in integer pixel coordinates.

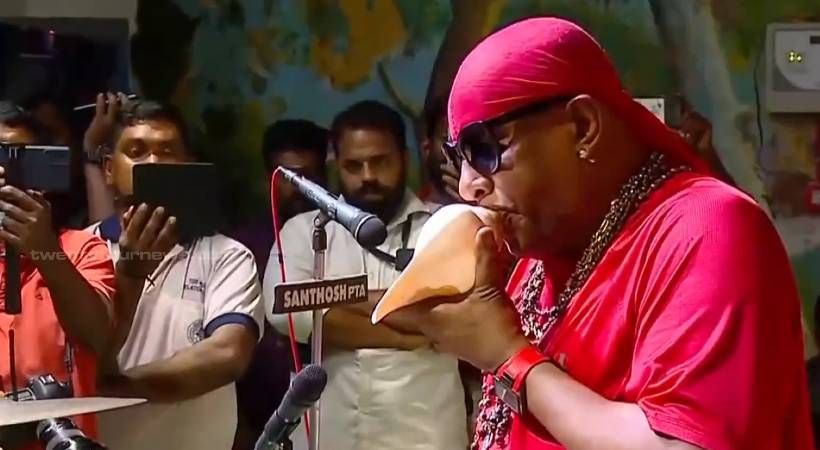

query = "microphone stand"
[
  {"left": 5, "top": 246, "right": 21, "bottom": 400},
  {"left": 3, "top": 147, "right": 23, "bottom": 399},
  {"left": 4, "top": 148, "right": 22, "bottom": 315},
  {"left": 308, "top": 211, "right": 330, "bottom": 450},
  {"left": 257, "top": 436, "right": 293, "bottom": 450}
]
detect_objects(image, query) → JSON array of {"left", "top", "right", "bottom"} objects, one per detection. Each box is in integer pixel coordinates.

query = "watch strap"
[
  {"left": 493, "top": 344, "right": 548, "bottom": 414},
  {"left": 84, "top": 144, "right": 109, "bottom": 164}
]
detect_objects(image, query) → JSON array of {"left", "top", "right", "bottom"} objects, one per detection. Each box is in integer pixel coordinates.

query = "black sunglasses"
[{"left": 442, "top": 96, "right": 572, "bottom": 176}]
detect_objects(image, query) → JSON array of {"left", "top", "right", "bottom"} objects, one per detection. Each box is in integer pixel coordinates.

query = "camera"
[
  {"left": 5, "top": 374, "right": 107, "bottom": 449},
  {"left": 0, "top": 143, "right": 71, "bottom": 193}
]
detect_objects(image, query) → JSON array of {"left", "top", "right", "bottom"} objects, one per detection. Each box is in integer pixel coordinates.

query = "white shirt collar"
[
  {"left": 337, "top": 189, "right": 430, "bottom": 231},
  {"left": 385, "top": 189, "right": 430, "bottom": 230}
]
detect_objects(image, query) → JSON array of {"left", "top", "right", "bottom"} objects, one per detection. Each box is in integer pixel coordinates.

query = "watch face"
[
  {"left": 88, "top": 144, "right": 111, "bottom": 161},
  {"left": 495, "top": 378, "right": 521, "bottom": 414}
]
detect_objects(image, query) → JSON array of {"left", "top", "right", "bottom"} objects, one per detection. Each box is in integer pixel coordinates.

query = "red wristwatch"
[{"left": 493, "top": 345, "right": 548, "bottom": 415}]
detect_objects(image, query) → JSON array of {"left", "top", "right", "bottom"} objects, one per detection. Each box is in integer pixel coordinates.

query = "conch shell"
[{"left": 371, "top": 204, "right": 500, "bottom": 324}]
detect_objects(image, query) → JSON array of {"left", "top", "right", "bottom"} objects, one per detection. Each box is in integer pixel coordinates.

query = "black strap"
[
  {"left": 365, "top": 212, "right": 426, "bottom": 269},
  {"left": 368, "top": 247, "right": 397, "bottom": 266},
  {"left": 401, "top": 216, "right": 412, "bottom": 250}
]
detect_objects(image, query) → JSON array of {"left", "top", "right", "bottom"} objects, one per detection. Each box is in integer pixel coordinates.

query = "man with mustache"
[
  {"left": 405, "top": 17, "right": 813, "bottom": 450},
  {"left": 264, "top": 100, "right": 467, "bottom": 450},
  {"left": 88, "top": 100, "right": 263, "bottom": 450}
]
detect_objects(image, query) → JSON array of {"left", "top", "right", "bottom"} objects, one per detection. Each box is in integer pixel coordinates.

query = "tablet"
[{"left": 132, "top": 163, "right": 221, "bottom": 242}]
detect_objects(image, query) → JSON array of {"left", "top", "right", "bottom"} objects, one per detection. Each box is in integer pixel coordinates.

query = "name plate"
[{"left": 273, "top": 274, "right": 368, "bottom": 314}]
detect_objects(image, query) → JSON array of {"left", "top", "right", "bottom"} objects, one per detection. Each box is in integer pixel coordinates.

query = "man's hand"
[
  {"left": 439, "top": 162, "right": 461, "bottom": 202},
  {"left": 117, "top": 204, "right": 178, "bottom": 278},
  {"left": 408, "top": 228, "right": 528, "bottom": 371},
  {"left": 0, "top": 166, "right": 115, "bottom": 355},
  {"left": 83, "top": 92, "right": 128, "bottom": 156},
  {"left": 679, "top": 103, "right": 714, "bottom": 159},
  {"left": 103, "top": 203, "right": 176, "bottom": 369},
  {"left": 324, "top": 304, "right": 432, "bottom": 352},
  {"left": 395, "top": 333, "right": 432, "bottom": 351},
  {"left": 0, "top": 185, "right": 59, "bottom": 258},
  {"left": 678, "top": 101, "right": 735, "bottom": 185}
]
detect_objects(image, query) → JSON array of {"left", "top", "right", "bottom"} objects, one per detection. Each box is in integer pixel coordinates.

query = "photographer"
[
  {"left": 0, "top": 101, "right": 117, "bottom": 449},
  {"left": 89, "top": 100, "right": 263, "bottom": 450}
]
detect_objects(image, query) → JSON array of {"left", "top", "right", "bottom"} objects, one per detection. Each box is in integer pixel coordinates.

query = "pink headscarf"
[{"left": 448, "top": 17, "right": 709, "bottom": 172}]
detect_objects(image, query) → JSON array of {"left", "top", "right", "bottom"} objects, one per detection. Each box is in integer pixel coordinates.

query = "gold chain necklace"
[{"left": 474, "top": 152, "right": 690, "bottom": 450}]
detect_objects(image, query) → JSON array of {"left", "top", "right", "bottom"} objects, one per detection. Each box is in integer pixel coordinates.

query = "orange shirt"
[{"left": 0, "top": 230, "right": 116, "bottom": 447}]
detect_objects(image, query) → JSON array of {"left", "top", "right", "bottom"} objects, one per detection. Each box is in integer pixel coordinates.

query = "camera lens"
[{"left": 36, "top": 417, "right": 107, "bottom": 450}]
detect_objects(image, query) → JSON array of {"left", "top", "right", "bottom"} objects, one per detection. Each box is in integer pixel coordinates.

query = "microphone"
[
  {"left": 277, "top": 167, "right": 387, "bottom": 248},
  {"left": 254, "top": 365, "right": 328, "bottom": 450}
]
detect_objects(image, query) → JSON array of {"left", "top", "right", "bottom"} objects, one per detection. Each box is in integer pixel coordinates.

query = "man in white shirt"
[
  {"left": 420, "top": 94, "right": 488, "bottom": 441},
  {"left": 265, "top": 100, "right": 467, "bottom": 450},
  {"left": 88, "top": 100, "right": 264, "bottom": 450}
]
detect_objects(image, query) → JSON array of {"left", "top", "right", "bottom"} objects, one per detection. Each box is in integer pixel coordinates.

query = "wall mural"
[{"left": 131, "top": 0, "right": 820, "bottom": 353}]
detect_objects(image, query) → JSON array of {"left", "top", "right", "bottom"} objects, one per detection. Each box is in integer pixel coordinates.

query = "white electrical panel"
[
  {"left": 634, "top": 96, "right": 682, "bottom": 126},
  {"left": 765, "top": 22, "right": 820, "bottom": 113}
]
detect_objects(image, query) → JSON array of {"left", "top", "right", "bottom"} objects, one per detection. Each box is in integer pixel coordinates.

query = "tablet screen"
[{"left": 132, "top": 163, "right": 222, "bottom": 242}]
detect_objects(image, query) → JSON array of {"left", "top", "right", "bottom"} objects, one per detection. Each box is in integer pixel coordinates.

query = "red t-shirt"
[
  {"left": 492, "top": 173, "right": 814, "bottom": 450},
  {"left": 0, "top": 230, "right": 116, "bottom": 448}
]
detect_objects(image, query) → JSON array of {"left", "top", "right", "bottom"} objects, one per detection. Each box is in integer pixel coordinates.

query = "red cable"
[{"left": 270, "top": 167, "right": 311, "bottom": 437}]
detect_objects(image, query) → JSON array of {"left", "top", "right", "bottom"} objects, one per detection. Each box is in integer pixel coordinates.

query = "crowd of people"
[
  {"left": 0, "top": 15, "right": 816, "bottom": 450},
  {"left": 0, "top": 88, "right": 473, "bottom": 450}
]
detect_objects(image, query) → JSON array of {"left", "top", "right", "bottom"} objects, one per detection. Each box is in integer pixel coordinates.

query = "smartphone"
[
  {"left": 0, "top": 144, "right": 71, "bottom": 192},
  {"left": 132, "top": 163, "right": 222, "bottom": 242}
]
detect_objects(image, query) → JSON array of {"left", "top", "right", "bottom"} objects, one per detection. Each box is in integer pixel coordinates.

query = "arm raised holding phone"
[
  {"left": 82, "top": 92, "right": 131, "bottom": 223},
  {"left": 100, "top": 203, "right": 178, "bottom": 373},
  {"left": 0, "top": 118, "right": 115, "bottom": 356},
  {"left": 93, "top": 101, "right": 261, "bottom": 441}
]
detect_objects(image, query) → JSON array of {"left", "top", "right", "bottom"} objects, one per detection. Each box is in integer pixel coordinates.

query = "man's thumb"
[
  {"left": 474, "top": 226, "right": 499, "bottom": 286},
  {"left": 121, "top": 206, "right": 134, "bottom": 228}
]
